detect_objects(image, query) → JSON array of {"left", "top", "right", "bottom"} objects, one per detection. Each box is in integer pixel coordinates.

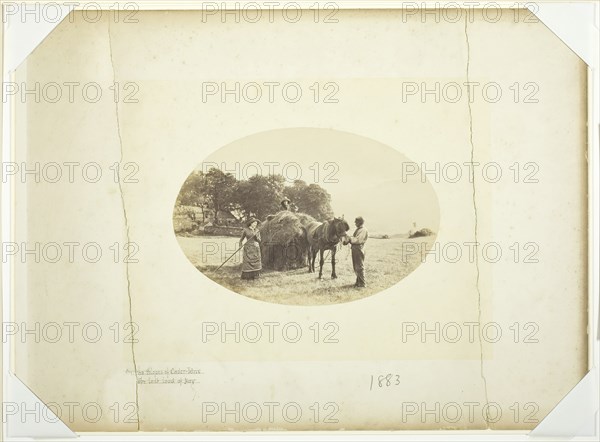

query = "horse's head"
[{"left": 330, "top": 217, "right": 350, "bottom": 241}]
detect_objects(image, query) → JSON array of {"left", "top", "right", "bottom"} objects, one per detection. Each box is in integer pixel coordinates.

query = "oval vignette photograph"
[{"left": 173, "top": 128, "right": 440, "bottom": 305}]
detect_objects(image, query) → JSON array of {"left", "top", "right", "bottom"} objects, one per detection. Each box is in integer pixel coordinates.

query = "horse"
[{"left": 304, "top": 217, "right": 350, "bottom": 279}]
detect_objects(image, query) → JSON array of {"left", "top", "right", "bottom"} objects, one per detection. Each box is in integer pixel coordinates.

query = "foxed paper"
[{"left": 9, "top": 8, "right": 588, "bottom": 431}]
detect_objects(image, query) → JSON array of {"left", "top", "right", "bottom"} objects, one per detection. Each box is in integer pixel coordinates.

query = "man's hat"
[
  {"left": 281, "top": 198, "right": 291, "bottom": 204},
  {"left": 355, "top": 216, "right": 365, "bottom": 225},
  {"left": 246, "top": 217, "right": 259, "bottom": 227}
]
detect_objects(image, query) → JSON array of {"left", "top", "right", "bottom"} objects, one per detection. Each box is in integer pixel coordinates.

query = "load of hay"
[
  {"left": 409, "top": 228, "right": 435, "bottom": 238},
  {"left": 259, "top": 211, "right": 316, "bottom": 270}
]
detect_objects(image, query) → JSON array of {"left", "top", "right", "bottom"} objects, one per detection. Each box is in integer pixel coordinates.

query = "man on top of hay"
[
  {"left": 345, "top": 216, "right": 369, "bottom": 288},
  {"left": 281, "top": 197, "right": 299, "bottom": 213}
]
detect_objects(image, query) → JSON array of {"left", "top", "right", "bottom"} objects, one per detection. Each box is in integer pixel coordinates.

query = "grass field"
[{"left": 177, "top": 235, "right": 435, "bottom": 305}]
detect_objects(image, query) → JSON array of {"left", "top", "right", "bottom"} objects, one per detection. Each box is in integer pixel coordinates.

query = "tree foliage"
[
  {"left": 177, "top": 171, "right": 206, "bottom": 207},
  {"left": 176, "top": 169, "right": 334, "bottom": 223},
  {"left": 204, "top": 168, "right": 237, "bottom": 224},
  {"left": 284, "top": 180, "right": 334, "bottom": 221},
  {"left": 234, "top": 175, "right": 286, "bottom": 220}
]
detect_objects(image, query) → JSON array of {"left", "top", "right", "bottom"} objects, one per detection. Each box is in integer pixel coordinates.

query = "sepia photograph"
[{"left": 173, "top": 128, "right": 440, "bottom": 305}]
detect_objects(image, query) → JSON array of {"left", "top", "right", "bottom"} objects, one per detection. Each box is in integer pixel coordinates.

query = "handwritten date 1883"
[{"left": 369, "top": 374, "right": 401, "bottom": 390}]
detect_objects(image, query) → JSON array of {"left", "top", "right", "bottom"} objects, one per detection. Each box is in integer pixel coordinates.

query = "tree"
[
  {"left": 301, "top": 183, "right": 334, "bottom": 220},
  {"left": 284, "top": 180, "right": 333, "bottom": 221},
  {"left": 283, "top": 180, "right": 308, "bottom": 206},
  {"left": 234, "top": 174, "right": 286, "bottom": 221},
  {"left": 176, "top": 171, "right": 208, "bottom": 221},
  {"left": 204, "top": 168, "right": 237, "bottom": 225}
]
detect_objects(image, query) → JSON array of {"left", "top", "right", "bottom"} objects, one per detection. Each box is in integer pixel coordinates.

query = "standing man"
[{"left": 348, "top": 216, "right": 369, "bottom": 287}]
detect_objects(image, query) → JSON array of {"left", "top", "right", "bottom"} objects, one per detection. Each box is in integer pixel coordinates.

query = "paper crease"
[
  {"left": 464, "top": 16, "right": 491, "bottom": 429},
  {"left": 107, "top": 17, "right": 141, "bottom": 430}
]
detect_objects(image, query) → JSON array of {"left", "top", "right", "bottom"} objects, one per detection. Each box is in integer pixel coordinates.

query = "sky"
[{"left": 199, "top": 128, "right": 439, "bottom": 234}]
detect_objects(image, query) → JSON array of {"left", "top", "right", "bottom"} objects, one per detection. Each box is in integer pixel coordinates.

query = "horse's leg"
[
  {"left": 331, "top": 247, "right": 337, "bottom": 279},
  {"left": 318, "top": 248, "right": 324, "bottom": 279},
  {"left": 307, "top": 246, "right": 312, "bottom": 272}
]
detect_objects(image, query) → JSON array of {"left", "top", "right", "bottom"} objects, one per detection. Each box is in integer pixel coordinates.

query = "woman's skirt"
[{"left": 241, "top": 241, "right": 261, "bottom": 279}]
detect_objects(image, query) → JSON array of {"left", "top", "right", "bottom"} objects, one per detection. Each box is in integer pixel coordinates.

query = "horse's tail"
[
  {"left": 301, "top": 226, "right": 310, "bottom": 247},
  {"left": 301, "top": 226, "right": 313, "bottom": 268}
]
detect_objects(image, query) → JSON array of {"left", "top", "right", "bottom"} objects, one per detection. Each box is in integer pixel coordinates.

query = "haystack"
[
  {"left": 259, "top": 211, "right": 316, "bottom": 270},
  {"left": 409, "top": 228, "right": 435, "bottom": 238}
]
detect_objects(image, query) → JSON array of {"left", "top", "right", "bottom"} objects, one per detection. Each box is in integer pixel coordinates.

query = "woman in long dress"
[{"left": 239, "top": 218, "right": 262, "bottom": 279}]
